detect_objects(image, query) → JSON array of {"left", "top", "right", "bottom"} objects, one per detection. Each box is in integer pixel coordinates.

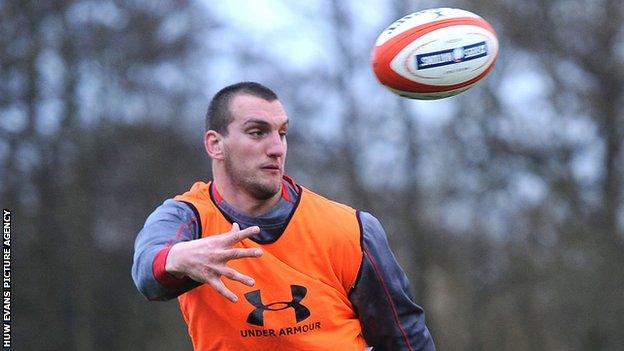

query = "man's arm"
[
  {"left": 131, "top": 199, "right": 202, "bottom": 300},
  {"left": 132, "top": 199, "right": 263, "bottom": 302},
  {"left": 350, "top": 211, "right": 436, "bottom": 351}
]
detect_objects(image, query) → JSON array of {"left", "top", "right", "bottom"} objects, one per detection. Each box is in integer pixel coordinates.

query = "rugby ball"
[{"left": 372, "top": 8, "right": 499, "bottom": 100}]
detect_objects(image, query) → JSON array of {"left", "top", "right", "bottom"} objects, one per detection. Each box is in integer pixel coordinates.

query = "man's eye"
[{"left": 249, "top": 130, "right": 265, "bottom": 137}]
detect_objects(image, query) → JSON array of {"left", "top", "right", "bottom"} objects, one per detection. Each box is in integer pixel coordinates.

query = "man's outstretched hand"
[{"left": 165, "top": 223, "right": 263, "bottom": 302}]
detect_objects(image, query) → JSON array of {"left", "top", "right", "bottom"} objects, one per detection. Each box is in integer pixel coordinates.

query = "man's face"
[{"left": 220, "top": 94, "right": 289, "bottom": 200}]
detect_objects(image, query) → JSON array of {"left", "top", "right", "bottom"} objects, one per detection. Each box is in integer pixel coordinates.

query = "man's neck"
[{"left": 211, "top": 179, "right": 282, "bottom": 217}]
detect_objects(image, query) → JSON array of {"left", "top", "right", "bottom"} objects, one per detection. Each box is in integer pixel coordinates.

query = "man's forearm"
[{"left": 131, "top": 199, "right": 201, "bottom": 300}]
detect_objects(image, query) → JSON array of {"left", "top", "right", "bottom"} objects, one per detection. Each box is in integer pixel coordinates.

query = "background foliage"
[{"left": 2, "top": 0, "right": 623, "bottom": 350}]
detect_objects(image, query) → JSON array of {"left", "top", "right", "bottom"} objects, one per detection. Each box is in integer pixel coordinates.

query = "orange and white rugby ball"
[{"left": 372, "top": 8, "right": 499, "bottom": 100}]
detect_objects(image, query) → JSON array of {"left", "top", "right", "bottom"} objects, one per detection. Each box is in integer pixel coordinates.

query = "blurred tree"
[
  {"left": 1, "top": 0, "right": 211, "bottom": 349},
  {"left": 420, "top": 0, "right": 624, "bottom": 350},
  {"left": 288, "top": 0, "right": 624, "bottom": 350}
]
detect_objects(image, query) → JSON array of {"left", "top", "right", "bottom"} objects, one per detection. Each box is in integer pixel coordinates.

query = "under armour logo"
[{"left": 244, "top": 285, "right": 310, "bottom": 326}]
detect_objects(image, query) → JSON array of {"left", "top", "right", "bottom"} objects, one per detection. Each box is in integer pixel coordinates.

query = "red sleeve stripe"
[
  {"left": 152, "top": 215, "right": 199, "bottom": 289},
  {"left": 152, "top": 245, "right": 189, "bottom": 289},
  {"left": 176, "top": 217, "right": 196, "bottom": 240},
  {"left": 364, "top": 250, "right": 415, "bottom": 351}
]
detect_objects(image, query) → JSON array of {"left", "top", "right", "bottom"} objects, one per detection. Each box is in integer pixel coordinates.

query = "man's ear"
[{"left": 204, "top": 130, "right": 225, "bottom": 160}]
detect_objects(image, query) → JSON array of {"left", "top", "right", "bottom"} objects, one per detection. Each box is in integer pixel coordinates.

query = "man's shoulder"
[
  {"left": 144, "top": 198, "right": 198, "bottom": 227},
  {"left": 300, "top": 187, "right": 358, "bottom": 215},
  {"left": 175, "top": 181, "right": 211, "bottom": 201}
]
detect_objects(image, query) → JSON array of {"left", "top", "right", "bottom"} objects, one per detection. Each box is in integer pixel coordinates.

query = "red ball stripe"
[{"left": 372, "top": 16, "right": 497, "bottom": 94}]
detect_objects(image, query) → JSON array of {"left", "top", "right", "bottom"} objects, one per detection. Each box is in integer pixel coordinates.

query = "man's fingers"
[
  {"left": 220, "top": 224, "right": 261, "bottom": 246},
  {"left": 230, "top": 222, "right": 240, "bottom": 232},
  {"left": 220, "top": 247, "right": 263, "bottom": 261},
  {"left": 219, "top": 267, "right": 256, "bottom": 287},
  {"left": 208, "top": 278, "right": 239, "bottom": 303}
]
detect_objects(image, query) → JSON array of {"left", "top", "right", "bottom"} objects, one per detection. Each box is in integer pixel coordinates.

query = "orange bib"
[{"left": 174, "top": 182, "right": 366, "bottom": 351}]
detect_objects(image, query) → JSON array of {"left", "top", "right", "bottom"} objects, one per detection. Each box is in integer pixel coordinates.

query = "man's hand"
[{"left": 165, "top": 223, "right": 263, "bottom": 302}]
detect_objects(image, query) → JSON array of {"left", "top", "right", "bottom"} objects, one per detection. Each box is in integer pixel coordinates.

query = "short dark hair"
[{"left": 206, "top": 82, "right": 279, "bottom": 134}]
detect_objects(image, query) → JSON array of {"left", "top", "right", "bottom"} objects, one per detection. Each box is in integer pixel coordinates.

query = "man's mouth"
[{"left": 261, "top": 164, "right": 281, "bottom": 171}]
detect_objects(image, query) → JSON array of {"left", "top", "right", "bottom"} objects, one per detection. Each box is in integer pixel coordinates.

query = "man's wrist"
[
  {"left": 152, "top": 244, "right": 188, "bottom": 289},
  {"left": 164, "top": 243, "right": 186, "bottom": 279}
]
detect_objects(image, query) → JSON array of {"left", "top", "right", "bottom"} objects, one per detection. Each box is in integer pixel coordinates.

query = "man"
[{"left": 132, "top": 82, "right": 435, "bottom": 350}]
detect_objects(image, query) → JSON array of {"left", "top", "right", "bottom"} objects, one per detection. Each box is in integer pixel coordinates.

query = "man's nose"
[{"left": 266, "top": 131, "right": 285, "bottom": 157}]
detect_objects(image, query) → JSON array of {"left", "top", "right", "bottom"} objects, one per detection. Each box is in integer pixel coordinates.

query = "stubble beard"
[{"left": 224, "top": 157, "right": 281, "bottom": 201}]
